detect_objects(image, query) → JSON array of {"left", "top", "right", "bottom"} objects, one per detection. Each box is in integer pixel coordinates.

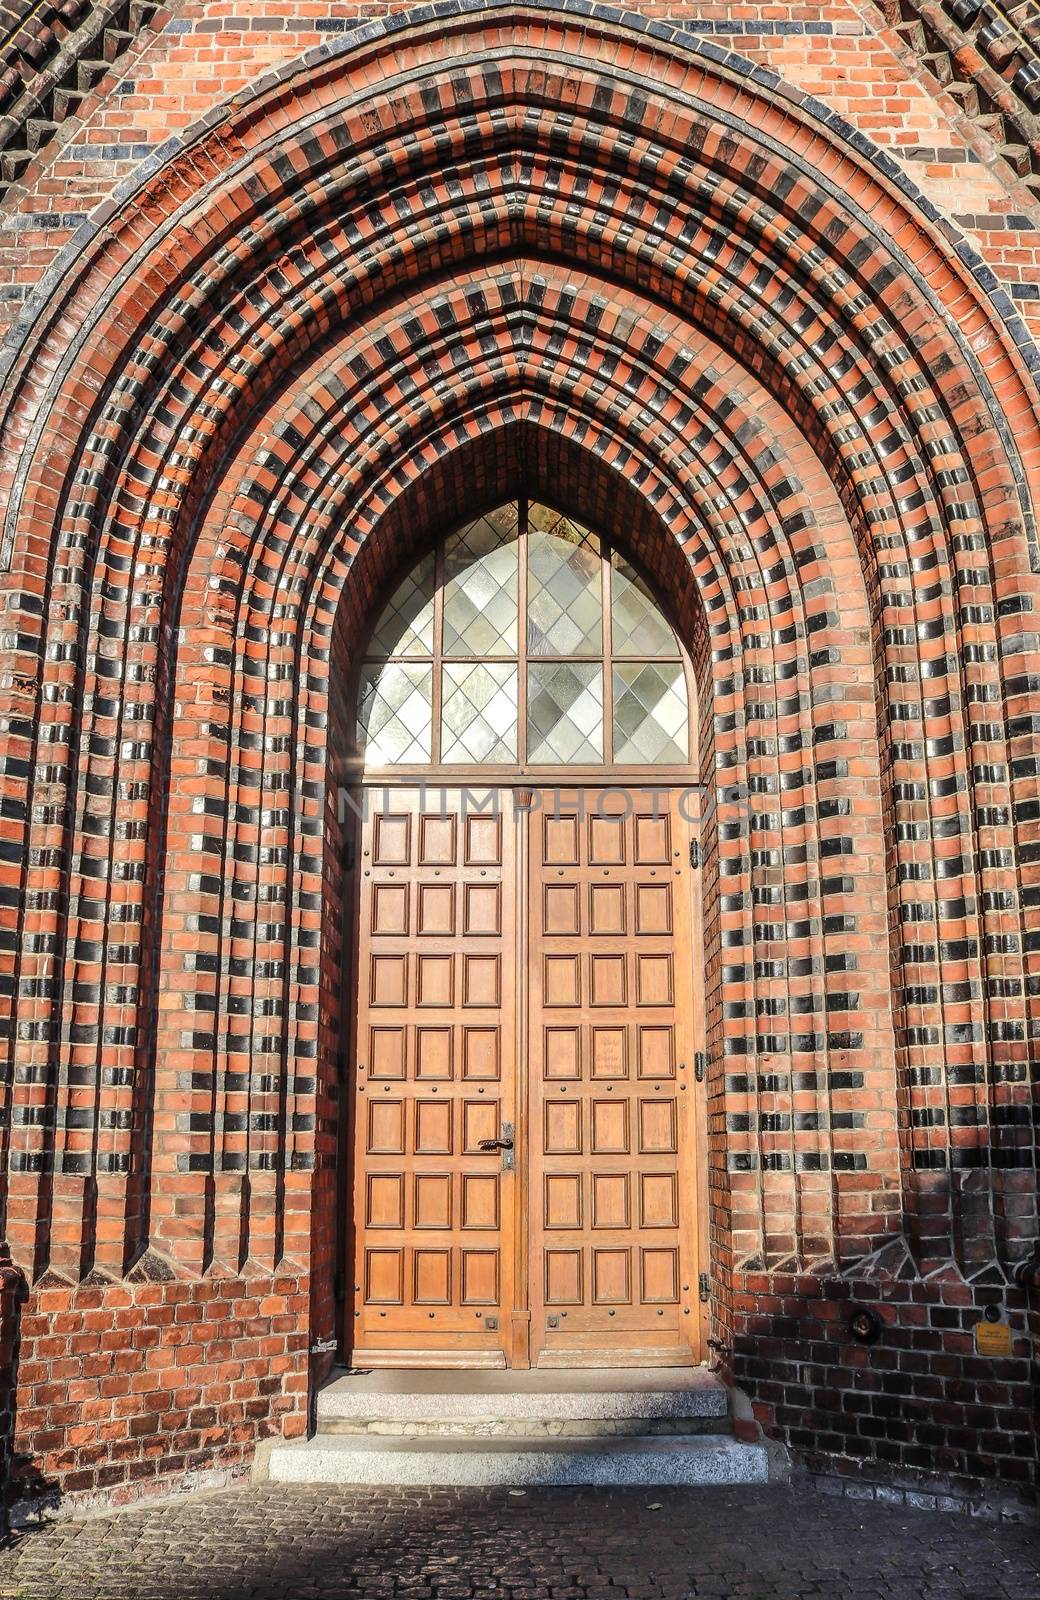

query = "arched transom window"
[{"left": 355, "top": 501, "right": 692, "bottom": 770}]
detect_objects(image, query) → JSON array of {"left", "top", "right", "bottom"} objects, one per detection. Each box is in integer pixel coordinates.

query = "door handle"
[{"left": 478, "top": 1137, "right": 513, "bottom": 1152}]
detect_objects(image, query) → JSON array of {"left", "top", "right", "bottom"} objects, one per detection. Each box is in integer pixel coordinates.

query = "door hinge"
[
  {"left": 694, "top": 1052, "right": 705, "bottom": 1082},
  {"left": 698, "top": 1272, "right": 710, "bottom": 1302},
  {"left": 689, "top": 838, "right": 700, "bottom": 868}
]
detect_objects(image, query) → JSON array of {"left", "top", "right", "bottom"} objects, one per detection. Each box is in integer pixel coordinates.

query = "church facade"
[{"left": 0, "top": 0, "right": 1038, "bottom": 1518}]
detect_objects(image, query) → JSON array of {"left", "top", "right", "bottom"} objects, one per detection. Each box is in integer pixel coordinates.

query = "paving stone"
[{"left": 0, "top": 1484, "right": 1038, "bottom": 1600}]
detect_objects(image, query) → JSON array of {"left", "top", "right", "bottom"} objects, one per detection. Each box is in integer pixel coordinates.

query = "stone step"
[
  {"left": 320, "top": 1415, "right": 728, "bottom": 1437},
  {"left": 315, "top": 1365, "right": 730, "bottom": 1430},
  {"left": 264, "top": 1432, "right": 769, "bottom": 1488}
]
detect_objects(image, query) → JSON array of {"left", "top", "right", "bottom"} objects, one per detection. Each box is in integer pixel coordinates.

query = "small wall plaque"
[{"left": 973, "top": 1318, "right": 1013, "bottom": 1357}]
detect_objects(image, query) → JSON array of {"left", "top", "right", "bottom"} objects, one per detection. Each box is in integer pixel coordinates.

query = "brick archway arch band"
[{"left": 0, "top": 0, "right": 1038, "bottom": 1506}]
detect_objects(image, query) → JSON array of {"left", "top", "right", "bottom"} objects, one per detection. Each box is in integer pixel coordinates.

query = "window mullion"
[
  {"left": 518, "top": 495, "right": 528, "bottom": 767},
  {"left": 432, "top": 536, "right": 444, "bottom": 764},
  {"left": 602, "top": 535, "right": 615, "bottom": 764}
]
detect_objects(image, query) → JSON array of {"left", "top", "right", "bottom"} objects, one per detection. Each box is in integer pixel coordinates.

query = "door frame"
[{"left": 338, "top": 774, "right": 711, "bottom": 1368}]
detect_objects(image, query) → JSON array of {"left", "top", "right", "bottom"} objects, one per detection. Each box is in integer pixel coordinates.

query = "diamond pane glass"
[
  {"left": 357, "top": 662, "right": 433, "bottom": 764},
  {"left": 611, "top": 555, "right": 680, "bottom": 657},
  {"left": 612, "top": 662, "right": 689, "bottom": 764},
  {"left": 443, "top": 506, "right": 519, "bottom": 656},
  {"left": 441, "top": 663, "right": 518, "bottom": 762},
  {"left": 527, "top": 662, "right": 604, "bottom": 763},
  {"left": 366, "top": 553, "right": 435, "bottom": 658},
  {"left": 527, "top": 505, "right": 602, "bottom": 657}
]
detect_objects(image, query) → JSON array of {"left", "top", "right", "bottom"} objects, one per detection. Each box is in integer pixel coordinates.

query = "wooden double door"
[{"left": 347, "top": 784, "right": 704, "bottom": 1368}]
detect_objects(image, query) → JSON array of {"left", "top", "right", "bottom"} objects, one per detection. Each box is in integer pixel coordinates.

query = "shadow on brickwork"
[{"left": 728, "top": 1267, "right": 1039, "bottom": 1512}]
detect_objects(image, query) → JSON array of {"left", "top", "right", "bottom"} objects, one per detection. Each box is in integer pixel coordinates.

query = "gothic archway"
[{"left": 0, "top": 0, "right": 1037, "bottom": 1495}]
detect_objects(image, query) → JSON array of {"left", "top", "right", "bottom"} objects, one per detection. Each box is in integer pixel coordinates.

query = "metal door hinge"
[
  {"left": 698, "top": 1272, "right": 710, "bottom": 1302},
  {"left": 694, "top": 1052, "right": 705, "bottom": 1083},
  {"left": 689, "top": 838, "right": 700, "bottom": 868}
]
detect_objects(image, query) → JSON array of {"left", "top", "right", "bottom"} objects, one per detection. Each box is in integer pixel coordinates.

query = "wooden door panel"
[
  {"left": 528, "top": 787, "right": 701, "bottom": 1367},
  {"left": 351, "top": 787, "right": 517, "bottom": 1367},
  {"left": 350, "top": 782, "right": 702, "bottom": 1370}
]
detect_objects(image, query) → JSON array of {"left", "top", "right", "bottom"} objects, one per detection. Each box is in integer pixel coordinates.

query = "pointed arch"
[{"left": 0, "top": 1, "right": 1036, "bottom": 1500}]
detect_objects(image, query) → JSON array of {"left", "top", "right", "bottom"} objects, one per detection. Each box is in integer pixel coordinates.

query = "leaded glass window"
[{"left": 355, "top": 500, "right": 691, "bottom": 769}]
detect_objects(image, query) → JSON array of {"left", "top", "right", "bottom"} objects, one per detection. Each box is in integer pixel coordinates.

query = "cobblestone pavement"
[{"left": 1, "top": 1484, "right": 1038, "bottom": 1600}]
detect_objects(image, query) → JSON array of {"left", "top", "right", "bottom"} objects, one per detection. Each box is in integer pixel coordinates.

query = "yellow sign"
[{"left": 974, "top": 1319, "right": 1013, "bottom": 1357}]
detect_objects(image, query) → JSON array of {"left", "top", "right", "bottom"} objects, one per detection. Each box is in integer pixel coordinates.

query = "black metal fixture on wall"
[{"left": 847, "top": 1307, "right": 881, "bottom": 1345}]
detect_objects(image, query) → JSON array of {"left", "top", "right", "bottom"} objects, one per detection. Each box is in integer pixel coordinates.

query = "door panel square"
[
  {"left": 366, "top": 1174, "right": 404, "bottom": 1230},
  {"left": 589, "top": 814, "right": 625, "bottom": 864},
  {"left": 591, "top": 953, "right": 626, "bottom": 1006},
  {"left": 641, "top": 1247, "right": 679, "bottom": 1303},
  {"left": 639, "top": 1098, "right": 678, "bottom": 1153},
  {"left": 636, "top": 953, "right": 673, "bottom": 1005},
  {"left": 543, "top": 884, "right": 580, "bottom": 936},
  {"left": 545, "top": 1248, "right": 583, "bottom": 1305},
  {"left": 419, "top": 814, "right": 456, "bottom": 865},
  {"left": 418, "top": 883, "right": 454, "bottom": 935},
  {"left": 373, "top": 813, "right": 410, "bottom": 865},
  {"left": 635, "top": 883, "right": 672, "bottom": 935},
  {"left": 372, "top": 884, "right": 408, "bottom": 935},
  {"left": 591, "top": 1099, "right": 630, "bottom": 1154},
  {"left": 543, "top": 814, "right": 579, "bottom": 865},
  {"left": 413, "top": 1249, "right": 451, "bottom": 1305},
  {"left": 369, "top": 1026, "right": 406, "bottom": 1078},
  {"left": 365, "top": 1248, "right": 403, "bottom": 1304},
  {"left": 591, "top": 1026, "right": 628, "bottom": 1078},
  {"left": 462, "top": 1027, "right": 500, "bottom": 1079},
  {"left": 413, "top": 1173, "right": 452, "bottom": 1230},
  {"left": 465, "top": 812, "right": 502, "bottom": 865},
  {"left": 416, "top": 1026, "right": 452, "bottom": 1080},
  {"left": 462, "top": 1099, "right": 499, "bottom": 1153},
  {"left": 634, "top": 814, "right": 670, "bottom": 864},
  {"left": 464, "top": 883, "right": 501, "bottom": 936},
  {"left": 592, "top": 1247, "right": 631, "bottom": 1304},
  {"left": 415, "top": 1099, "right": 453, "bottom": 1155},
  {"left": 462, "top": 1173, "right": 500, "bottom": 1230},
  {"left": 637, "top": 1025, "right": 674, "bottom": 1079},
  {"left": 544, "top": 1173, "right": 582, "bottom": 1229},
  {"left": 544, "top": 1100, "right": 582, "bottom": 1154},
  {"left": 367, "top": 1099, "right": 405, "bottom": 1155},
  {"left": 544, "top": 1027, "right": 580, "bottom": 1080},
  {"left": 461, "top": 1249, "right": 499, "bottom": 1305},
  {"left": 370, "top": 955, "right": 407, "bottom": 1006},
  {"left": 640, "top": 1172, "right": 678, "bottom": 1228},
  {"left": 592, "top": 1172, "right": 630, "bottom": 1229},
  {"left": 589, "top": 883, "right": 625, "bottom": 935},
  {"left": 463, "top": 953, "right": 500, "bottom": 1006},
  {"left": 544, "top": 954, "right": 580, "bottom": 1006},
  {"left": 417, "top": 954, "right": 453, "bottom": 1006}
]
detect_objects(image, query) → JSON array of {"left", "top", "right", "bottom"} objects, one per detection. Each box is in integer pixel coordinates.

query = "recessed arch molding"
[{"left": 0, "top": 0, "right": 1037, "bottom": 1511}]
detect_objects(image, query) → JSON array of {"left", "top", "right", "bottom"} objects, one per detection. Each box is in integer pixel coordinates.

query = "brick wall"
[
  {"left": 8, "top": 1273, "right": 308, "bottom": 1515},
  {"left": 0, "top": 0, "right": 1037, "bottom": 1512},
  {"left": 0, "top": 1242, "right": 22, "bottom": 1527},
  {"left": 731, "top": 1271, "right": 1036, "bottom": 1505}
]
